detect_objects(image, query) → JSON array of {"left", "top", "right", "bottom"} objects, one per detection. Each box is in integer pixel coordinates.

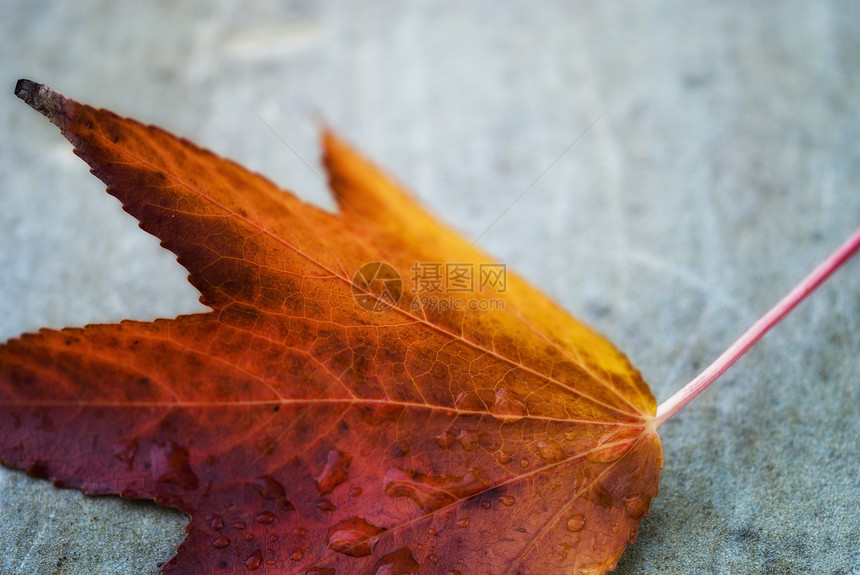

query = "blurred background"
[{"left": 0, "top": 1, "right": 858, "bottom": 573}]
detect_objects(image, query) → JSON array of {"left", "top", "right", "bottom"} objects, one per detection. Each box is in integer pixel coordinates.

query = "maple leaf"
[{"left": 0, "top": 80, "right": 662, "bottom": 575}]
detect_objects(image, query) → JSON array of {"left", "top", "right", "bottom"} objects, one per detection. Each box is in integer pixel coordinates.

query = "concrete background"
[{"left": 1, "top": 1, "right": 858, "bottom": 573}]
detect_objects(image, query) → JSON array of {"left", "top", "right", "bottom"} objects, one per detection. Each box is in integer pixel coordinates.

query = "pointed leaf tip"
[
  {"left": 14, "top": 79, "right": 64, "bottom": 122},
  {"left": 14, "top": 78, "right": 38, "bottom": 99}
]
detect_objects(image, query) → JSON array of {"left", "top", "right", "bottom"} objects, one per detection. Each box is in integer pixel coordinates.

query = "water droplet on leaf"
[
  {"left": 489, "top": 387, "right": 526, "bottom": 423},
  {"left": 499, "top": 495, "right": 516, "bottom": 506},
  {"left": 585, "top": 429, "right": 639, "bottom": 463},
  {"left": 373, "top": 546, "right": 419, "bottom": 575},
  {"left": 383, "top": 467, "right": 487, "bottom": 512},
  {"left": 315, "top": 448, "right": 352, "bottom": 495},
  {"left": 536, "top": 439, "right": 565, "bottom": 463},
  {"left": 249, "top": 475, "right": 293, "bottom": 508},
  {"left": 327, "top": 516, "right": 385, "bottom": 558},
  {"left": 151, "top": 441, "right": 199, "bottom": 490},
  {"left": 244, "top": 549, "right": 262, "bottom": 570},
  {"left": 454, "top": 391, "right": 484, "bottom": 411},
  {"left": 623, "top": 493, "right": 650, "bottom": 519},
  {"left": 578, "top": 562, "right": 605, "bottom": 575},
  {"left": 212, "top": 536, "right": 229, "bottom": 548},
  {"left": 455, "top": 428, "right": 484, "bottom": 451},
  {"left": 565, "top": 513, "right": 585, "bottom": 532},
  {"left": 255, "top": 511, "right": 276, "bottom": 524}
]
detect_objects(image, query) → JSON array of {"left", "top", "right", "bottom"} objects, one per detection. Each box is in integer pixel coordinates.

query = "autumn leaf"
[{"left": 0, "top": 80, "right": 662, "bottom": 575}]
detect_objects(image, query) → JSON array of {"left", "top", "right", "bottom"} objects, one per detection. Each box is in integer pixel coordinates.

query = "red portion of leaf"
[{"left": 0, "top": 80, "right": 662, "bottom": 574}]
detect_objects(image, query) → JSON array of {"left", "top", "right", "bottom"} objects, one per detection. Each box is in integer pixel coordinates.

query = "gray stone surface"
[{"left": 1, "top": 1, "right": 858, "bottom": 573}]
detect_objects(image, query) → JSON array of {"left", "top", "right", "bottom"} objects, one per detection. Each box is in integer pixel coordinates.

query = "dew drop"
[
  {"left": 447, "top": 571, "right": 463, "bottom": 575},
  {"left": 305, "top": 569, "right": 336, "bottom": 575},
  {"left": 349, "top": 485, "right": 363, "bottom": 497},
  {"left": 210, "top": 515, "right": 224, "bottom": 531},
  {"left": 454, "top": 391, "right": 484, "bottom": 411},
  {"left": 244, "top": 532, "right": 255, "bottom": 541},
  {"left": 499, "top": 495, "right": 516, "bottom": 506},
  {"left": 564, "top": 430, "right": 577, "bottom": 441},
  {"left": 584, "top": 430, "right": 639, "bottom": 463},
  {"left": 456, "top": 517, "right": 470, "bottom": 529},
  {"left": 290, "top": 548, "right": 304, "bottom": 561},
  {"left": 315, "top": 448, "right": 352, "bottom": 495},
  {"left": 234, "top": 522, "right": 246, "bottom": 530},
  {"left": 266, "top": 559, "right": 277, "bottom": 566},
  {"left": 489, "top": 388, "right": 526, "bottom": 423},
  {"left": 294, "top": 527, "right": 308, "bottom": 537},
  {"left": 255, "top": 511, "right": 276, "bottom": 525},
  {"left": 519, "top": 457, "right": 529, "bottom": 468},
  {"left": 556, "top": 541, "right": 572, "bottom": 560},
  {"left": 244, "top": 549, "right": 263, "bottom": 570},
  {"left": 327, "top": 516, "right": 385, "bottom": 558},
  {"left": 497, "top": 450, "right": 513, "bottom": 464},
  {"left": 373, "top": 546, "right": 419, "bottom": 575},
  {"left": 623, "top": 494, "right": 650, "bottom": 519},
  {"left": 481, "top": 500, "right": 491, "bottom": 510},
  {"left": 212, "top": 536, "right": 230, "bottom": 549},
  {"left": 428, "top": 527, "right": 438, "bottom": 536},
  {"left": 578, "top": 562, "right": 605, "bottom": 575},
  {"left": 249, "top": 475, "right": 293, "bottom": 509},
  {"left": 270, "top": 534, "right": 279, "bottom": 543},
  {"left": 428, "top": 553, "right": 439, "bottom": 564},
  {"left": 565, "top": 513, "right": 585, "bottom": 532},
  {"left": 151, "top": 441, "right": 199, "bottom": 490},
  {"left": 317, "top": 498, "right": 336, "bottom": 512},
  {"left": 383, "top": 467, "right": 487, "bottom": 513},
  {"left": 435, "top": 430, "right": 456, "bottom": 450},
  {"left": 536, "top": 440, "right": 566, "bottom": 463},
  {"left": 455, "top": 428, "right": 485, "bottom": 451},
  {"left": 430, "top": 361, "right": 449, "bottom": 380}
]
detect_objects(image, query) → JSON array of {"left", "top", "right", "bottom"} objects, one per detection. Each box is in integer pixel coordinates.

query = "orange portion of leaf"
[{"left": 0, "top": 80, "right": 662, "bottom": 575}]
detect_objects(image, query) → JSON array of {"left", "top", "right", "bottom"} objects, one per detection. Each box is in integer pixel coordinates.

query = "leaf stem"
[{"left": 655, "top": 226, "right": 860, "bottom": 428}]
